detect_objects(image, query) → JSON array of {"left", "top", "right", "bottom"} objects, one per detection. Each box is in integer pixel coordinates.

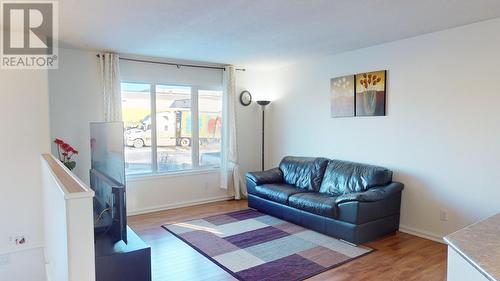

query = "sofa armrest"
[
  {"left": 335, "top": 182, "right": 404, "bottom": 205},
  {"left": 246, "top": 168, "right": 283, "bottom": 185}
]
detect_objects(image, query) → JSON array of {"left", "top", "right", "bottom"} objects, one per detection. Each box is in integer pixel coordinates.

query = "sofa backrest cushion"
[
  {"left": 319, "top": 160, "right": 393, "bottom": 196},
  {"left": 279, "top": 156, "right": 329, "bottom": 191}
]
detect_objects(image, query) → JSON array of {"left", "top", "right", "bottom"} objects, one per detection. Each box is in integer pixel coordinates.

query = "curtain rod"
[{"left": 96, "top": 54, "right": 245, "bottom": 71}]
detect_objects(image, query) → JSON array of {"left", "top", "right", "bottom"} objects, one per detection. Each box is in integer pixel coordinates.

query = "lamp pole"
[{"left": 256, "top": 100, "right": 271, "bottom": 171}]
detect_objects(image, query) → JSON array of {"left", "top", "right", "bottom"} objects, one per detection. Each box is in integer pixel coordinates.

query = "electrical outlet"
[
  {"left": 0, "top": 255, "right": 9, "bottom": 266},
  {"left": 440, "top": 210, "right": 448, "bottom": 221},
  {"left": 14, "top": 235, "right": 26, "bottom": 245}
]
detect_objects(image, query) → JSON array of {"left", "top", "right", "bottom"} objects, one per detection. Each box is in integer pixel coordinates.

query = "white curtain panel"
[
  {"left": 220, "top": 65, "right": 245, "bottom": 199},
  {"left": 99, "top": 53, "right": 122, "bottom": 122}
]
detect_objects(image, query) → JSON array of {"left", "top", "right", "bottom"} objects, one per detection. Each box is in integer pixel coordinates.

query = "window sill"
[{"left": 126, "top": 167, "right": 220, "bottom": 182}]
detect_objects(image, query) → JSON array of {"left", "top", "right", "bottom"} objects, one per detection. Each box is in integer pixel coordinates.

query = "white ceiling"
[{"left": 58, "top": 0, "right": 500, "bottom": 69}]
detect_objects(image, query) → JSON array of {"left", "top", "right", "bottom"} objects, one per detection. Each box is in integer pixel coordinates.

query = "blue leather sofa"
[{"left": 246, "top": 156, "right": 404, "bottom": 245}]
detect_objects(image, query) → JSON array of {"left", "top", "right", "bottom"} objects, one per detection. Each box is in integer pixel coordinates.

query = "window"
[
  {"left": 156, "top": 85, "right": 192, "bottom": 172},
  {"left": 198, "top": 90, "right": 222, "bottom": 167},
  {"left": 121, "top": 82, "right": 223, "bottom": 176},
  {"left": 122, "top": 82, "right": 152, "bottom": 175}
]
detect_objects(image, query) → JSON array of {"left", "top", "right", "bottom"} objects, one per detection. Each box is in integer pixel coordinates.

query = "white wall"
[
  {"left": 235, "top": 70, "right": 276, "bottom": 174},
  {"left": 242, "top": 18, "right": 500, "bottom": 239},
  {"left": 0, "top": 68, "right": 49, "bottom": 279},
  {"left": 48, "top": 48, "right": 103, "bottom": 184},
  {"left": 127, "top": 171, "right": 228, "bottom": 214},
  {"left": 120, "top": 56, "right": 223, "bottom": 87},
  {"left": 48, "top": 48, "right": 261, "bottom": 215},
  {"left": 0, "top": 248, "right": 45, "bottom": 281}
]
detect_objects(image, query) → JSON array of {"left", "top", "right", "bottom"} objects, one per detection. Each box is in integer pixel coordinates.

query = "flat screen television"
[{"left": 89, "top": 122, "right": 127, "bottom": 244}]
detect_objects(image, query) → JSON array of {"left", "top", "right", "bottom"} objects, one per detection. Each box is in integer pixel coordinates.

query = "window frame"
[{"left": 121, "top": 80, "right": 223, "bottom": 179}]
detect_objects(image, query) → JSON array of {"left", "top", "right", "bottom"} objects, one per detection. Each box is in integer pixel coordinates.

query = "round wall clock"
[{"left": 239, "top": 90, "right": 252, "bottom": 106}]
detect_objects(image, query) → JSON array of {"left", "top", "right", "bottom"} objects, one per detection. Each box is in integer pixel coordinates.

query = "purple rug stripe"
[
  {"left": 227, "top": 209, "right": 264, "bottom": 221},
  {"left": 237, "top": 254, "right": 324, "bottom": 281},
  {"left": 179, "top": 230, "right": 239, "bottom": 256},
  {"left": 224, "top": 226, "right": 290, "bottom": 249},
  {"left": 274, "top": 222, "right": 306, "bottom": 234},
  {"left": 204, "top": 214, "right": 238, "bottom": 225}
]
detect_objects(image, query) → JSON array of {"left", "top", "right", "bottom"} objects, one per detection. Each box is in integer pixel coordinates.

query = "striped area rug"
[{"left": 163, "top": 209, "right": 373, "bottom": 281}]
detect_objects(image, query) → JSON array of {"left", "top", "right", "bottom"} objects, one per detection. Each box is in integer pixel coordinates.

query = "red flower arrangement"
[
  {"left": 359, "top": 73, "right": 382, "bottom": 90},
  {"left": 54, "top": 138, "right": 78, "bottom": 171}
]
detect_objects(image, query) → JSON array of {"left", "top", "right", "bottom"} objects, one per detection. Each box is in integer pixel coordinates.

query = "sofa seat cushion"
[
  {"left": 254, "top": 184, "right": 303, "bottom": 204},
  {"left": 288, "top": 192, "right": 338, "bottom": 218}
]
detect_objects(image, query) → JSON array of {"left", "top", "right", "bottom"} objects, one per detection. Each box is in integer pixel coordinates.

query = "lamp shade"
[{"left": 256, "top": 100, "right": 271, "bottom": 107}]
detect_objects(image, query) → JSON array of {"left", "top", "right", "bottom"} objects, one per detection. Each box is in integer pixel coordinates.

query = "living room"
[{"left": 1, "top": 1, "right": 499, "bottom": 281}]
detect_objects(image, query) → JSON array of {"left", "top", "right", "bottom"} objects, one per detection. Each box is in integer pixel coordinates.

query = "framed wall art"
[
  {"left": 355, "top": 70, "right": 386, "bottom": 116},
  {"left": 330, "top": 75, "right": 355, "bottom": 117},
  {"left": 330, "top": 70, "right": 386, "bottom": 117}
]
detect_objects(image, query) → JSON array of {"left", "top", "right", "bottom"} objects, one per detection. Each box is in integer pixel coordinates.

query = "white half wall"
[
  {"left": 242, "top": 18, "right": 500, "bottom": 238},
  {"left": 0, "top": 68, "right": 49, "bottom": 279},
  {"left": 41, "top": 155, "right": 95, "bottom": 281}
]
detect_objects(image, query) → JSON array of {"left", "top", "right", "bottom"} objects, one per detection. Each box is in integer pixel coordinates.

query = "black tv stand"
[{"left": 94, "top": 226, "right": 151, "bottom": 281}]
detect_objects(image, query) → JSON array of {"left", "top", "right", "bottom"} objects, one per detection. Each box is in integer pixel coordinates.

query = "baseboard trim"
[
  {"left": 0, "top": 243, "right": 44, "bottom": 255},
  {"left": 399, "top": 224, "right": 445, "bottom": 244},
  {"left": 127, "top": 195, "right": 235, "bottom": 216}
]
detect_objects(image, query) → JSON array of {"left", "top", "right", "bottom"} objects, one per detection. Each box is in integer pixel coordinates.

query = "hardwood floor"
[{"left": 128, "top": 200, "right": 447, "bottom": 281}]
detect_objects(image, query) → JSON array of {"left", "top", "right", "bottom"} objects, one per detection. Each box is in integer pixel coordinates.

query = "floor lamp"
[{"left": 257, "top": 100, "right": 271, "bottom": 171}]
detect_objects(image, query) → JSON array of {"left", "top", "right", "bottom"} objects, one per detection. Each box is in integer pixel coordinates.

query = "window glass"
[
  {"left": 156, "top": 85, "right": 192, "bottom": 172},
  {"left": 198, "top": 90, "right": 222, "bottom": 167},
  {"left": 121, "top": 82, "right": 152, "bottom": 175}
]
